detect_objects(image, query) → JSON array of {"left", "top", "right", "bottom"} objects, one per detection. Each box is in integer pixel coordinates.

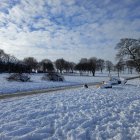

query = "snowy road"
[
  {"left": 0, "top": 82, "right": 100, "bottom": 99},
  {"left": 0, "top": 84, "right": 140, "bottom": 140}
]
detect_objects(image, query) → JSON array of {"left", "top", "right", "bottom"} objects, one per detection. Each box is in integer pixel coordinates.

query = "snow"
[
  {"left": 0, "top": 72, "right": 138, "bottom": 95},
  {"left": 0, "top": 79, "right": 140, "bottom": 140},
  {"left": 100, "top": 81, "right": 112, "bottom": 88},
  {"left": 127, "top": 78, "right": 140, "bottom": 87},
  {"left": 0, "top": 73, "right": 108, "bottom": 94}
]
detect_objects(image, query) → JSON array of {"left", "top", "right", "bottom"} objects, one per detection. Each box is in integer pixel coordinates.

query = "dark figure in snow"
[{"left": 84, "top": 84, "right": 88, "bottom": 88}]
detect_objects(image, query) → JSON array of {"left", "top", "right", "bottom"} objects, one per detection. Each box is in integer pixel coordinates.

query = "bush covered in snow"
[
  {"left": 42, "top": 72, "right": 64, "bottom": 81},
  {"left": 7, "top": 73, "right": 30, "bottom": 82}
]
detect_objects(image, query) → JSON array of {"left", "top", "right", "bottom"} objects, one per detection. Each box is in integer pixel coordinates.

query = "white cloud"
[{"left": 0, "top": 0, "right": 140, "bottom": 63}]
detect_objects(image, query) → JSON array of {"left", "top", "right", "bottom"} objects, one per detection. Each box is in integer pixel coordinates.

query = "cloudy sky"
[{"left": 0, "top": 0, "right": 140, "bottom": 62}]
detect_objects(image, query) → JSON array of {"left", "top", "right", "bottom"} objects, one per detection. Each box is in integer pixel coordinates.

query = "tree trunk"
[
  {"left": 92, "top": 70, "right": 95, "bottom": 76},
  {"left": 101, "top": 69, "right": 103, "bottom": 73},
  {"left": 117, "top": 70, "right": 120, "bottom": 77}
]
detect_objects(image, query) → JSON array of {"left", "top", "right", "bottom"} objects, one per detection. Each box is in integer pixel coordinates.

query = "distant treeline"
[{"left": 0, "top": 46, "right": 138, "bottom": 76}]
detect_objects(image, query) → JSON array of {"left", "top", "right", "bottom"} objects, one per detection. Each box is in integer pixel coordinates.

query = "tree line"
[{"left": 0, "top": 38, "right": 140, "bottom": 76}]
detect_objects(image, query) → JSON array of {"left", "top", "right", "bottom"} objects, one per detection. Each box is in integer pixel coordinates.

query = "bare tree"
[
  {"left": 58, "top": 61, "right": 75, "bottom": 73},
  {"left": 0, "top": 49, "right": 5, "bottom": 63},
  {"left": 4, "top": 54, "right": 19, "bottom": 73},
  {"left": 0, "top": 49, "right": 6, "bottom": 72},
  {"left": 115, "top": 38, "right": 140, "bottom": 73},
  {"left": 96, "top": 59, "right": 105, "bottom": 73},
  {"left": 75, "top": 62, "right": 84, "bottom": 75},
  {"left": 115, "top": 59, "right": 124, "bottom": 77},
  {"left": 23, "top": 57, "right": 38, "bottom": 72},
  {"left": 63, "top": 61, "right": 70, "bottom": 72},
  {"left": 88, "top": 57, "right": 97, "bottom": 76},
  {"left": 55, "top": 58, "right": 65, "bottom": 74},
  {"left": 40, "top": 59, "right": 54, "bottom": 72},
  {"left": 69, "top": 62, "right": 76, "bottom": 73},
  {"left": 75, "top": 57, "right": 97, "bottom": 76},
  {"left": 126, "top": 60, "right": 135, "bottom": 74},
  {"left": 105, "top": 60, "right": 114, "bottom": 74},
  {"left": 75, "top": 58, "right": 87, "bottom": 75},
  {"left": 75, "top": 58, "right": 88, "bottom": 75},
  {"left": 0, "top": 50, "right": 23, "bottom": 73}
]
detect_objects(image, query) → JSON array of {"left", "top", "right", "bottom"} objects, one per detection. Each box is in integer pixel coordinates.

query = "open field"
[
  {"left": 0, "top": 78, "right": 140, "bottom": 140},
  {"left": 0, "top": 73, "right": 139, "bottom": 139},
  {"left": 0, "top": 73, "right": 107, "bottom": 95},
  {"left": 0, "top": 72, "right": 138, "bottom": 95}
]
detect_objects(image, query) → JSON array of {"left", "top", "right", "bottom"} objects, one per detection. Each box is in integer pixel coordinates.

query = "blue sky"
[{"left": 0, "top": 0, "right": 140, "bottom": 62}]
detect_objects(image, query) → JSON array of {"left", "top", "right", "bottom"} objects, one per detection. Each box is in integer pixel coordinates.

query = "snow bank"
[{"left": 0, "top": 82, "right": 140, "bottom": 139}]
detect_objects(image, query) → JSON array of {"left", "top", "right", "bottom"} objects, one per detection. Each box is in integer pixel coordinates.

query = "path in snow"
[
  {"left": 0, "top": 84, "right": 140, "bottom": 140},
  {"left": 0, "top": 82, "right": 100, "bottom": 99}
]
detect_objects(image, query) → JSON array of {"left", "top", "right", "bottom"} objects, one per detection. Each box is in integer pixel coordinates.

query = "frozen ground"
[
  {"left": 0, "top": 72, "right": 138, "bottom": 94},
  {"left": 0, "top": 79, "right": 140, "bottom": 140},
  {"left": 0, "top": 73, "right": 108, "bottom": 94}
]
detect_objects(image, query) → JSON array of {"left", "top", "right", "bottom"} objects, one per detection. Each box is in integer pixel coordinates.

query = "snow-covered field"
[
  {"left": 0, "top": 79, "right": 140, "bottom": 140},
  {"left": 0, "top": 73, "right": 108, "bottom": 94},
  {"left": 0, "top": 73, "right": 138, "bottom": 94}
]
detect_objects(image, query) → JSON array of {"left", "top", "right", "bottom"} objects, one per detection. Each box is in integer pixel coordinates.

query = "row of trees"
[
  {"left": 0, "top": 48, "right": 138, "bottom": 76},
  {"left": 0, "top": 38, "right": 140, "bottom": 76},
  {"left": 0, "top": 49, "right": 115, "bottom": 75},
  {"left": 0, "top": 49, "right": 29, "bottom": 73}
]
